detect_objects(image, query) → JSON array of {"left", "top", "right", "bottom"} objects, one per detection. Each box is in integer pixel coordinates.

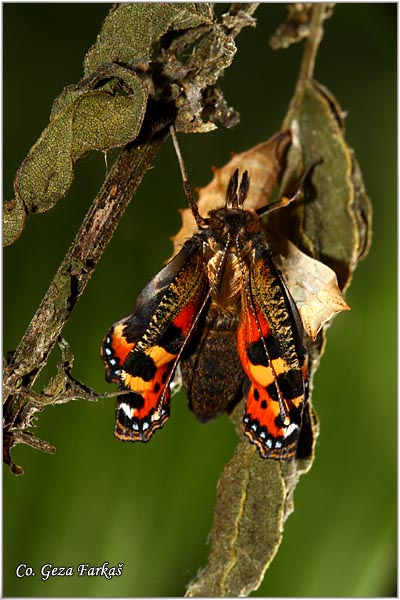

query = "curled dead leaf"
[{"left": 270, "top": 236, "right": 350, "bottom": 340}]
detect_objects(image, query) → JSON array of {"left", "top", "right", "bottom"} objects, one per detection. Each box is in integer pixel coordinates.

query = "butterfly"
[{"left": 102, "top": 153, "right": 310, "bottom": 460}]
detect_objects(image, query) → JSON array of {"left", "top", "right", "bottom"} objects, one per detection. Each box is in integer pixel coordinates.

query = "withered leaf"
[
  {"left": 270, "top": 235, "right": 350, "bottom": 340},
  {"left": 84, "top": 4, "right": 213, "bottom": 75},
  {"left": 269, "top": 3, "right": 314, "bottom": 50},
  {"left": 3, "top": 431, "right": 56, "bottom": 477},
  {"left": 84, "top": 3, "right": 249, "bottom": 134}
]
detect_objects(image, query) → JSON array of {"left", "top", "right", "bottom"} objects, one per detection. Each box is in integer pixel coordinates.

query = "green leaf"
[
  {"left": 186, "top": 402, "right": 318, "bottom": 597},
  {"left": 186, "top": 436, "right": 285, "bottom": 597},
  {"left": 280, "top": 79, "right": 372, "bottom": 290},
  {"left": 84, "top": 3, "right": 213, "bottom": 74},
  {"left": 14, "top": 85, "right": 146, "bottom": 213}
]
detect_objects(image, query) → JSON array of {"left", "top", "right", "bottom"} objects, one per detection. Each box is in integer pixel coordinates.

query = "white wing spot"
[
  {"left": 119, "top": 402, "right": 134, "bottom": 418},
  {"left": 283, "top": 423, "right": 298, "bottom": 438}
]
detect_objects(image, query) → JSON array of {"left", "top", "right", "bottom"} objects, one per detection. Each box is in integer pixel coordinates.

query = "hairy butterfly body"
[{"left": 102, "top": 169, "right": 308, "bottom": 459}]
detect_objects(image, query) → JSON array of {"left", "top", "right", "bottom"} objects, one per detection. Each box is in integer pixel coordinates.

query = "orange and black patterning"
[{"left": 102, "top": 169, "right": 308, "bottom": 460}]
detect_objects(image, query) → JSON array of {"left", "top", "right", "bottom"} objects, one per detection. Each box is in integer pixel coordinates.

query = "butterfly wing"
[
  {"left": 237, "top": 244, "right": 308, "bottom": 459},
  {"left": 101, "top": 239, "right": 208, "bottom": 442}
]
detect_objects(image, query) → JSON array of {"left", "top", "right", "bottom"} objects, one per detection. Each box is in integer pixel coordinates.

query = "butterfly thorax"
[
  {"left": 197, "top": 206, "right": 262, "bottom": 313},
  {"left": 207, "top": 205, "right": 261, "bottom": 240}
]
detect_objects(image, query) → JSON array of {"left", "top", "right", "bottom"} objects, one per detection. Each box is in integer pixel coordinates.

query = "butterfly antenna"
[
  {"left": 257, "top": 157, "right": 322, "bottom": 217},
  {"left": 226, "top": 169, "right": 239, "bottom": 208},
  {"left": 170, "top": 126, "right": 206, "bottom": 227},
  {"left": 238, "top": 171, "right": 250, "bottom": 207}
]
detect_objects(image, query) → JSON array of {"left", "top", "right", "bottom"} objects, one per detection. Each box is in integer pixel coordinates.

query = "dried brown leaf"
[{"left": 270, "top": 235, "right": 350, "bottom": 340}]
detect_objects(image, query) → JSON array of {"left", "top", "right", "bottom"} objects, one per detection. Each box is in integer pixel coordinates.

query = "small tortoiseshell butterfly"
[{"left": 102, "top": 148, "right": 310, "bottom": 460}]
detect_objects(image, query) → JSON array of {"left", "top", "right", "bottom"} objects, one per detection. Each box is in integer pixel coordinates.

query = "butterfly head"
[{"left": 205, "top": 169, "right": 261, "bottom": 240}]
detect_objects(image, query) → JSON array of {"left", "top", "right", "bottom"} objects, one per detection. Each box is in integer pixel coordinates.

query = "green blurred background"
[{"left": 3, "top": 4, "right": 396, "bottom": 597}]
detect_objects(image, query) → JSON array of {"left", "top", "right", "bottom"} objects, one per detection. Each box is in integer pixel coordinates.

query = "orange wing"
[
  {"left": 102, "top": 240, "right": 208, "bottom": 442},
  {"left": 237, "top": 246, "right": 308, "bottom": 460}
]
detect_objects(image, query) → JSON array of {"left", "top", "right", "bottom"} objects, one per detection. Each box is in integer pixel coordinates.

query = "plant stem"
[{"left": 297, "top": 3, "right": 326, "bottom": 84}]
